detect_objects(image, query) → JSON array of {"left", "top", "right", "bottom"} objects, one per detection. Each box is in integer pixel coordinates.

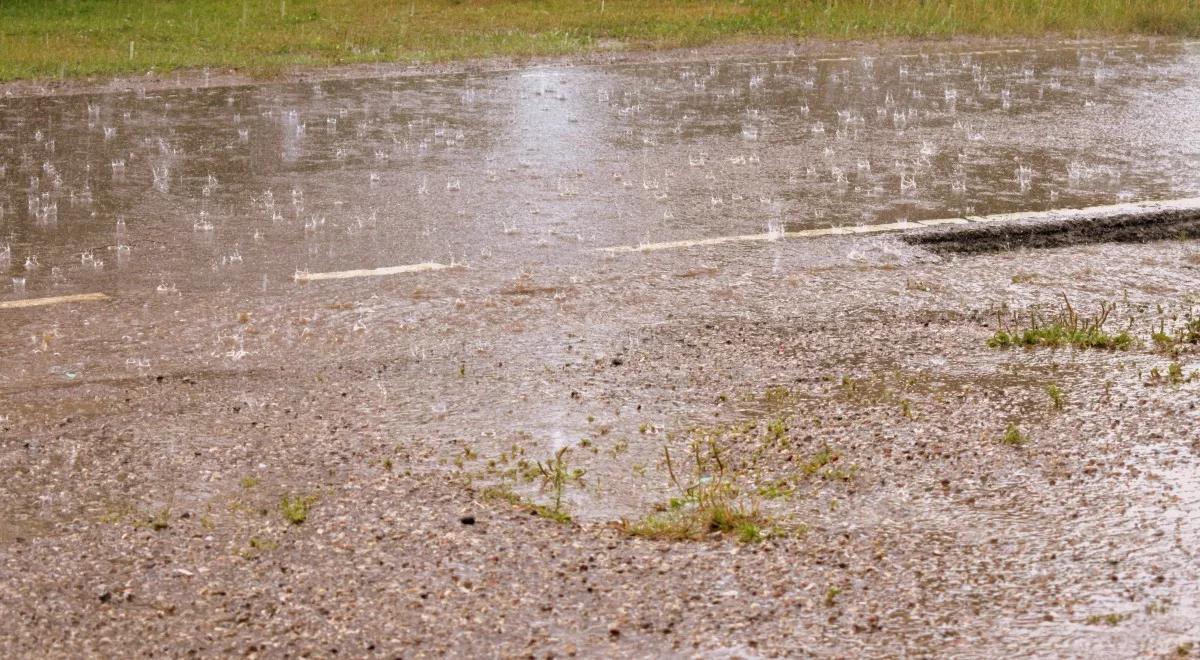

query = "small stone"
[{"left": 460, "top": 515, "right": 476, "bottom": 525}]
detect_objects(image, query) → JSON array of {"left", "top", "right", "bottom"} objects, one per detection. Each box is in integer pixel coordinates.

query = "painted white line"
[
  {"left": 596, "top": 197, "right": 1200, "bottom": 254},
  {"left": 917, "top": 218, "right": 969, "bottom": 227},
  {"left": 966, "top": 197, "right": 1200, "bottom": 224},
  {"left": 0, "top": 292, "right": 111, "bottom": 310},
  {"left": 841, "top": 221, "right": 917, "bottom": 234},
  {"left": 600, "top": 233, "right": 777, "bottom": 253},
  {"left": 787, "top": 227, "right": 851, "bottom": 238},
  {"left": 293, "top": 262, "right": 451, "bottom": 282}
]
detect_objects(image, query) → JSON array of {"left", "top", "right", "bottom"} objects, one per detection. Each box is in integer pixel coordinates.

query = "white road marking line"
[
  {"left": 597, "top": 197, "right": 1200, "bottom": 254},
  {"left": 599, "top": 233, "right": 778, "bottom": 253},
  {"left": 917, "top": 218, "right": 970, "bottom": 227},
  {"left": 0, "top": 292, "right": 111, "bottom": 310},
  {"left": 293, "top": 262, "right": 451, "bottom": 282}
]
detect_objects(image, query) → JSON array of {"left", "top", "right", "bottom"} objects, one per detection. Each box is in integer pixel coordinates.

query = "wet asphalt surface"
[{"left": 1, "top": 39, "right": 1199, "bottom": 657}]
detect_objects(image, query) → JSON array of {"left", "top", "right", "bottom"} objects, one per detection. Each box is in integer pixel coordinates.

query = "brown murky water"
[
  {"left": 1, "top": 40, "right": 1199, "bottom": 657},
  {"left": 3, "top": 41, "right": 1200, "bottom": 304}
]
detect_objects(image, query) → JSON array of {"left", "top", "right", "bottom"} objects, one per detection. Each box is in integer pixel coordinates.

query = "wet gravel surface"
[{"left": 2, "top": 39, "right": 1200, "bottom": 657}]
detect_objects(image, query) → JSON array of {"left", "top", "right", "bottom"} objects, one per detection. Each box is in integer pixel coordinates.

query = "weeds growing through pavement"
[
  {"left": 623, "top": 440, "right": 768, "bottom": 542},
  {"left": 280, "top": 494, "right": 316, "bottom": 524},
  {"left": 766, "top": 417, "right": 788, "bottom": 443},
  {"left": 1151, "top": 317, "right": 1200, "bottom": 355},
  {"left": 988, "top": 295, "right": 1131, "bottom": 350},
  {"left": 480, "top": 483, "right": 573, "bottom": 524},
  {"left": 537, "top": 446, "right": 583, "bottom": 520},
  {"left": 1002, "top": 422, "right": 1028, "bottom": 446},
  {"left": 1085, "top": 612, "right": 1129, "bottom": 626},
  {"left": 1148, "top": 362, "right": 1194, "bottom": 386},
  {"left": 801, "top": 445, "right": 855, "bottom": 480},
  {"left": 1046, "top": 384, "right": 1066, "bottom": 410},
  {"left": 149, "top": 508, "right": 171, "bottom": 531}
]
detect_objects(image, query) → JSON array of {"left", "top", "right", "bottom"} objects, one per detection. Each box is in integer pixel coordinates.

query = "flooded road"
[
  {"left": 4, "top": 40, "right": 1200, "bottom": 303},
  {"left": 2, "top": 39, "right": 1199, "bottom": 657}
]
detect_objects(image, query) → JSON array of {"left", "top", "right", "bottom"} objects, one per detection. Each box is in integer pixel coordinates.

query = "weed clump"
[
  {"left": 1046, "top": 384, "right": 1066, "bottom": 410},
  {"left": 536, "top": 446, "right": 583, "bottom": 522},
  {"left": 149, "top": 508, "right": 171, "bottom": 531},
  {"left": 1002, "top": 422, "right": 1028, "bottom": 446},
  {"left": 988, "top": 297, "right": 1131, "bottom": 350},
  {"left": 765, "top": 417, "right": 788, "bottom": 443},
  {"left": 477, "top": 448, "right": 580, "bottom": 525},
  {"left": 1151, "top": 317, "right": 1200, "bottom": 355},
  {"left": 280, "top": 494, "right": 316, "bottom": 525},
  {"left": 623, "top": 442, "right": 770, "bottom": 543},
  {"left": 801, "top": 445, "right": 855, "bottom": 480},
  {"left": 1148, "top": 362, "right": 1194, "bottom": 386},
  {"left": 1085, "top": 612, "right": 1128, "bottom": 626}
]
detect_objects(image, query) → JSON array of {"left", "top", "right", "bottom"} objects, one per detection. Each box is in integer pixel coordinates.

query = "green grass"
[
  {"left": 149, "top": 508, "right": 171, "bottom": 531},
  {"left": 2, "top": 0, "right": 1199, "bottom": 82}
]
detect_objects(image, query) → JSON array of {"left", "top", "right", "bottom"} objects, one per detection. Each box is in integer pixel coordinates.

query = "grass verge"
[{"left": 2, "top": 1, "right": 1199, "bottom": 82}]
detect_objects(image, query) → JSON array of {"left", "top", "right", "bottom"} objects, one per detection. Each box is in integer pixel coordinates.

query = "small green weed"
[
  {"left": 764, "top": 386, "right": 791, "bottom": 403},
  {"left": 736, "top": 522, "right": 763, "bottom": 543},
  {"left": 766, "top": 417, "right": 788, "bottom": 443},
  {"left": 536, "top": 446, "right": 582, "bottom": 521},
  {"left": 280, "top": 494, "right": 316, "bottom": 525},
  {"left": 1046, "top": 384, "right": 1066, "bottom": 410},
  {"left": 1002, "top": 422, "right": 1028, "bottom": 446},
  {"left": 1149, "top": 362, "right": 1193, "bottom": 385},
  {"left": 801, "top": 445, "right": 854, "bottom": 479},
  {"left": 149, "top": 508, "right": 171, "bottom": 531},
  {"left": 479, "top": 484, "right": 573, "bottom": 523},
  {"left": 1085, "top": 612, "right": 1128, "bottom": 626}
]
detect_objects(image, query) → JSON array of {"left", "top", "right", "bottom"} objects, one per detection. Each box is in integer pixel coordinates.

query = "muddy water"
[
  {"left": 2, "top": 40, "right": 1200, "bottom": 657},
  {"left": 2, "top": 41, "right": 1199, "bottom": 307},
  {"left": 2, "top": 40, "right": 1198, "bottom": 387}
]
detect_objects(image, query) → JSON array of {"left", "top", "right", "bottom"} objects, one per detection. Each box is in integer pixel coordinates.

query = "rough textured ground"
[{"left": 3, "top": 231, "right": 1199, "bottom": 657}]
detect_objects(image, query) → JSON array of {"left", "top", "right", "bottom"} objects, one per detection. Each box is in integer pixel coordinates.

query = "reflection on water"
[{"left": 2, "top": 41, "right": 1200, "bottom": 304}]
